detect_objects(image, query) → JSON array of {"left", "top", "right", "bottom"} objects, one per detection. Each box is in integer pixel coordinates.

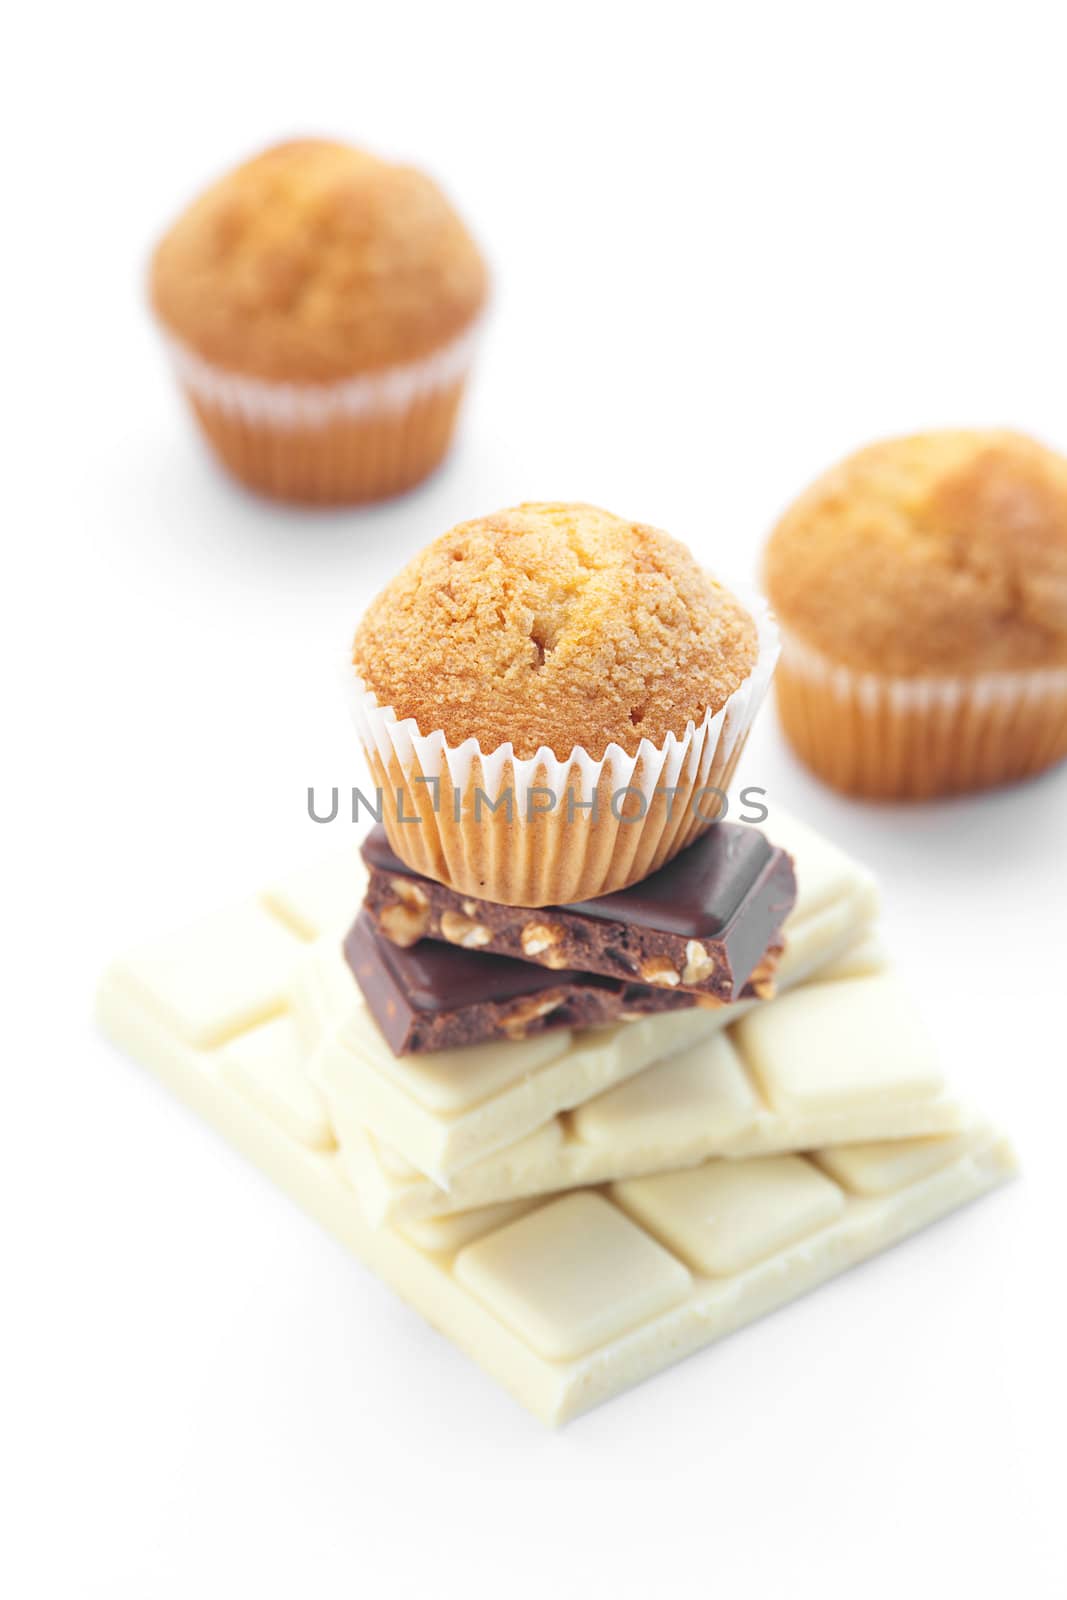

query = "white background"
[{"left": 6, "top": 2, "right": 1066, "bottom": 1595}]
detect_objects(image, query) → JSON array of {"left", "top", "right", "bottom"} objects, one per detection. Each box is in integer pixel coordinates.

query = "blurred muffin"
[
  {"left": 764, "top": 430, "right": 1067, "bottom": 798},
  {"left": 348, "top": 502, "right": 777, "bottom": 904},
  {"left": 151, "top": 139, "right": 488, "bottom": 505}
]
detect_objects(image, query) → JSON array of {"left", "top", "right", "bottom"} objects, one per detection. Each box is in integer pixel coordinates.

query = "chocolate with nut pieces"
[
  {"left": 344, "top": 909, "right": 778, "bottom": 1055},
  {"left": 360, "top": 822, "right": 794, "bottom": 1004}
]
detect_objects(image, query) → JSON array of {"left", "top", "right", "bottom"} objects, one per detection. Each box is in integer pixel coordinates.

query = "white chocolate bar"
[
  {"left": 333, "top": 967, "right": 963, "bottom": 1226},
  {"left": 308, "top": 813, "right": 881, "bottom": 1182},
  {"left": 95, "top": 949, "right": 1014, "bottom": 1424}
]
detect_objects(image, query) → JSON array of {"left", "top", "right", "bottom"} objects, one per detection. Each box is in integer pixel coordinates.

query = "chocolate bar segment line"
[
  {"left": 344, "top": 909, "right": 773, "bottom": 1056},
  {"left": 361, "top": 822, "right": 796, "bottom": 1001}
]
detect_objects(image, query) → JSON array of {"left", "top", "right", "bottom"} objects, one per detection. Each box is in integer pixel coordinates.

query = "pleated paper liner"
[
  {"left": 343, "top": 594, "right": 779, "bottom": 906},
  {"left": 163, "top": 323, "right": 479, "bottom": 506},
  {"left": 775, "top": 629, "right": 1067, "bottom": 799}
]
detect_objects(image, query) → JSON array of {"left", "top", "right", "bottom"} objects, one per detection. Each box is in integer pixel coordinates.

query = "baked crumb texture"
[
  {"left": 352, "top": 502, "right": 758, "bottom": 761},
  {"left": 765, "top": 430, "right": 1067, "bottom": 675},
  {"left": 765, "top": 431, "right": 1067, "bottom": 798},
  {"left": 151, "top": 139, "right": 488, "bottom": 382}
]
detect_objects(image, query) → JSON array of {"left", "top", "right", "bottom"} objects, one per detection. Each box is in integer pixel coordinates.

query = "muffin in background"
[
  {"left": 150, "top": 139, "right": 488, "bottom": 505},
  {"left": 347, "top": 501, "right": 778, "bottom": 906},
  {"left": 764, "top": 430, "right": 1067, "bottom": 799}
]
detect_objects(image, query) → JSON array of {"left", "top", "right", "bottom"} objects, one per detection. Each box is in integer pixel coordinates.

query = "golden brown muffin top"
[
  {"left": 764, "top": 430, "right": 1067, "bottom": 675},
  {"left": 150, "top": 139, "right": 488, "bottom": 382},
  {"left": 352, "top": 503, "right": 759, "bottom": 760}
]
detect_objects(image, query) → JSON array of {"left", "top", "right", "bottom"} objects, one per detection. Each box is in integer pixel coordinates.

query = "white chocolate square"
[
  {"left": 334, "top": 1102, "right": 567, "bottom": 1229},
  {"left": 813, "top": 930, "right": 887, "bottom": 983},
  {"left": 288, "top": 936, "right": 367, "bottom": 1052},
  {"left": 571, "top": 1033, "right": 760, "bottom": 1149},
  {"left": 333, "top": 1009, "right": 574, "bottom": 1115},
  {"left": 734, "top": 974, "right": 943, "bottom": 1115},
  {"left": 111, "top": 902, "right": 304, "bottom": 1048},
  {"left": 261, "top": 846, "right": 367, "bottom": 941},
  {"left": 218, "top": 1014, "right": 334, "bottom": 1150},
  {"left": 454, "top": 1192, "right": 692, "bottom": 1361},
  {"left": 768, "top": 811, "right": 880, "bottom": 992},
  {"left": 613, "top": 1155, "right": 846, "bottom": 1276},
  {"left": 768, "top": 810, "right": 876, "bottom": 925},
  {"left": 814, "top": 1130, "right": 982, "bottom": 1196},
  {"left": 399, "top": 1198, "right": 543, "bottom": 1255}
]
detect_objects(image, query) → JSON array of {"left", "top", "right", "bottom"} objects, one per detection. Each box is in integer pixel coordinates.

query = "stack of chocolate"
[
  {"left": 284, "top": 803, "right": 1010, "bottom": 1424},
  {"left": 98, "top": 801, "right": 1012, "bottom": 1425},
  {"left": 348, "top": 821, "right": 796, "bottom": 1055}
]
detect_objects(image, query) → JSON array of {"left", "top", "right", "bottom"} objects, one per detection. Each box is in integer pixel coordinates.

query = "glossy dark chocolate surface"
[
  {"left": 361, "top": 823, "right": 795, "bottom": 1003},
  {"left": 362, "top": 823, "right": 790, "bottom": 937},
  {"left": 351, "top": 909, "right": 617, "bottom": 1013},
  {"left": 568, "top": 825, "right": 780, "bottom": 936},
  {"left": 343, "top": 909, "right": 728, "bottom": 1055}
]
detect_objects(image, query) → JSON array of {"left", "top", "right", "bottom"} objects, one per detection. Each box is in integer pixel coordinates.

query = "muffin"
[
  {"left": 150, "top": 139, "right": 488, "bottom": 505},
  {"left": 764, "top": 430, "right": 1067, "bottom": 799},
  {"left": 347, "top": 502, "right": 778, "bottom": 905}
]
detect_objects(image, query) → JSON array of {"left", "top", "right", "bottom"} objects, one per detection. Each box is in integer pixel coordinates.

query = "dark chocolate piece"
[
  {"left": 344, "top": 910, "right": 776, "bottom": 1055},
  {"left": 360, "top": 823, "right": 795, "bottom": 1003}
]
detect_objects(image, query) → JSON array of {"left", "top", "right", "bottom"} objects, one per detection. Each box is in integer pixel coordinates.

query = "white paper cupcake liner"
[
  {"left": 342, "top": 588, "right": 779, "bottom": 904},
  {"left": 162, "top": 322, "right": 481, "bottom": 429},
  {"left": 158, "top": 318, "right": 482, "bottom": 503},
  {"left": 776, "top": 627, "right": 1067, "bottom": 798}
]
